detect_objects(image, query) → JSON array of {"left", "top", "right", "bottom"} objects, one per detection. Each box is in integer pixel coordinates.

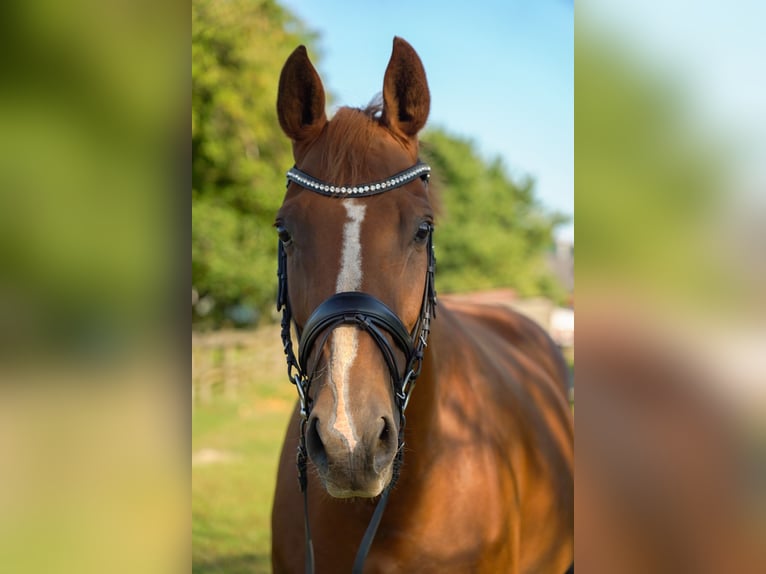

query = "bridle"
[{"left": 277, "top": 160, "right": 437, "bottom": 574}]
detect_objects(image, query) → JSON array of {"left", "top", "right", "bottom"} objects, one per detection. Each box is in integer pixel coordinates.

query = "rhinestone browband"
[{"left": 286, "top": 161, "right": 431, "bottom": 197}]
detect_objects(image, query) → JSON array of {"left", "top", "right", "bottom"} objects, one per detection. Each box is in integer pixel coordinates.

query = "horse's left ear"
[{"left": 382, "top": 37, "right": 430, "bottom": 139}]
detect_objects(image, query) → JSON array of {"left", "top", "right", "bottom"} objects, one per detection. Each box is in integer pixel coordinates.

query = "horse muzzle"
[{"left": 306, "top": 410, "right": 397, "bottom": 498}]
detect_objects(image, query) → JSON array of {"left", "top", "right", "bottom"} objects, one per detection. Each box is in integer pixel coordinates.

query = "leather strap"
[{"left": 298, "top": 292, "right": 414, "bottom": 375}]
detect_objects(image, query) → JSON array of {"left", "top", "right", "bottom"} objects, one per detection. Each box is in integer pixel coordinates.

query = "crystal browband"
[{"left": 286, "top": 161, "right": 431, "bottom": 197}]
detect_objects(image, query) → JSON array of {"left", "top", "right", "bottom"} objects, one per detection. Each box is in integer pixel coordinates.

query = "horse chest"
[{"left": 365, "top": 448, "right": 519, "bottom": 571}]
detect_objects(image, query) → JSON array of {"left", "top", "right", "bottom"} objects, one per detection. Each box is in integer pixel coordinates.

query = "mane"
[{"left": 318, "top": 102, "right": 385, "bottom": 185}]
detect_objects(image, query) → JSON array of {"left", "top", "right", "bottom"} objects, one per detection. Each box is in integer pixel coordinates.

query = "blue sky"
[{"left": 280, "top": 0, "right": 574, "bottom": 242}]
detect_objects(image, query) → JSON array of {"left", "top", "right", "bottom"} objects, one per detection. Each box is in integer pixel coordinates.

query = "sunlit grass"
[{"left": 192, "top": 327, "right": 295, "bottom": 574}]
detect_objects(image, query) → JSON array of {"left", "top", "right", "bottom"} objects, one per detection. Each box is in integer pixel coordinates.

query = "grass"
[{"left": 192, "top": 326, "right": 294, "bottom": 574}]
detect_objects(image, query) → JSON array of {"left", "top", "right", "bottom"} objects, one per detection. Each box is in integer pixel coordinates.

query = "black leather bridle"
[{"left": 276, "top": 161, "right": 437, "bottom": 573}]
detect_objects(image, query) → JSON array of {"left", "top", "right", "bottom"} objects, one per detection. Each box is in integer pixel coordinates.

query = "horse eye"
[
  {"left": 276, "top": 225, "right": 293, "bottom": 246},
  {"left": 414, "top": 222, "right": 431, "bottom": 243}
]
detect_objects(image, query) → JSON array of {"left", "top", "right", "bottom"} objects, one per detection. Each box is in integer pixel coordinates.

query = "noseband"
[{"left": 277, "top": 161, "right": 436, "bottom": 574}]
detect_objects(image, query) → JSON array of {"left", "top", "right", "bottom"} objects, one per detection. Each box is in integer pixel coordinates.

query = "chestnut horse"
[{"left": 271, "top": 38, "right": 573, "bottom": 573}]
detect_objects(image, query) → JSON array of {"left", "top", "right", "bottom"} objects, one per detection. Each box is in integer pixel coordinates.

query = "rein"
[{"left": 277, "top": 161, "right": 436, "bottom": 573}]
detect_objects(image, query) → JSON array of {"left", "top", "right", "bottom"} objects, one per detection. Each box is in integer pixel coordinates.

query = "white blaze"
[
  {"left": 330, "top": 201, "right": 366, "bottom": 450},
  {"left": 335, "top": 201, "right": 366, "bottom": 292}
]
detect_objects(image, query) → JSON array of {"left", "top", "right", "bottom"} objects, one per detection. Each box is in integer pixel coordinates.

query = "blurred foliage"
[
  {"left": 575, "top": 28, "right": 729, "bottom": 304},
  {"left": 192, "top": 0, "right": 567, "bottom": 328},
  {"left": 0, "top": 0, "right": 181, "bottom": 360}
]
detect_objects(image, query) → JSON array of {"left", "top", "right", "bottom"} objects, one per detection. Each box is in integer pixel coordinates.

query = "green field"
[{"left": 192, "top": 326, "right": 294, "bottom": 574}]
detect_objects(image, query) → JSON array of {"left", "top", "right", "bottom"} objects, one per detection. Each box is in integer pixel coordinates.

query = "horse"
[{"left": 271, "top": 37, "right": 573, "bottom": 574}]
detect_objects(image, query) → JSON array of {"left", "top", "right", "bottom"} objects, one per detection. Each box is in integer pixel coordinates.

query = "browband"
[{"left": 286, "top": 161, "right": 431, "bottom": 197}]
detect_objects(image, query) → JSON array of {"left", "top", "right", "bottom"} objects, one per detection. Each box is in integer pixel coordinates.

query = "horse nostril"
[
  {"left": 306, "top": 416, "right": 328, "bottom": 472},
  {"left": 379, "top": 417, "right": 391, "bottom": 443},
  {"left": 374, "top": 416, "right": 397, "bottom": 468}
]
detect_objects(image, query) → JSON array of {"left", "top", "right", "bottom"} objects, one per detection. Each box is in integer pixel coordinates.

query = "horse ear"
[
  {"left": 382, "top": 37, "right": 430, "bottom": 138},
  {"left": 277, "top": 45, "right": 327, "bottom": 143}
]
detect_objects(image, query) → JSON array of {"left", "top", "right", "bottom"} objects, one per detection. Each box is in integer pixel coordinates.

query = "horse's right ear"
[{"left": 277, "top": 46, "right": 327, "bottom": 144}]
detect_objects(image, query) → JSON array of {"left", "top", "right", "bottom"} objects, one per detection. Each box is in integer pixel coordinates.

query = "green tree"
[
  {"left": 421, "top": 129, "right": 568, "bottom": 301},
  {"left": 192, "top": 0, "right": 317, "bottom": 325}
]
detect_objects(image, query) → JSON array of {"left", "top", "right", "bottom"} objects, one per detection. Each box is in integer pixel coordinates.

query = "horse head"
[{"left": 275, "top": 38, "right": 434, "bottom": 499}]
